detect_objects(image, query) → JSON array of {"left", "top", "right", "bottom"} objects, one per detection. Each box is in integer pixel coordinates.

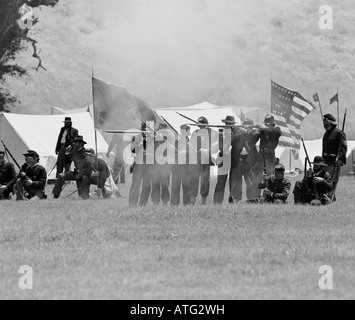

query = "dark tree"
[{"left": 0, "top": 0, "right": 58, "bottom": 111}]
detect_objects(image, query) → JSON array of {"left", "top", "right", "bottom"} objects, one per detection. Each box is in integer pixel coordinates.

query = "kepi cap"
[
  {"left": 274, "top": 164, "right": 285, "bottom": 172},
  {"left": 63, "top": 117, "right": 72, "bottom": 123},
  {"left": 23, "top": 150, "right": 39, "bottom": 158},
  {"left": 84, "top": 148, "right": 96, "bottom": 156},
  {"left": 243, "top": 118, "right": 254, "bottom": 126},
  {"left": 198, "top": 116, "right": 209, "bottom": 125},
  {"left": 323, "top": 114, "right": 336, "bottom": 123},
  {"left": 264, "top": 114, "right": 275, "bottom": 124},
  {"left": 180, "top": 124, "right": 191, "bottom": 131}
]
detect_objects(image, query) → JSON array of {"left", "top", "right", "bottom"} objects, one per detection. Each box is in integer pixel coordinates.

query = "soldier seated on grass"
[
  {"left": 247, "top": 164, "right": 291, "bottom": 205},
  {"left": 293, "top": 156, "right": 333, "bottom": 206},
  {"left": 16, "top": 150, "right": 47, "bottom": 201}
]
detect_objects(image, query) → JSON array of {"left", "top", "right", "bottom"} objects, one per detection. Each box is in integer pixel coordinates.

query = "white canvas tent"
[
  {"left": 155, "top": 102, "right": 241, "bottom": 178},
  {"left": 0, "top": 112, "right": 110, "bottom": 180},
  {"left": 155, "top": 102, "right": 242, "bottom": 132}
]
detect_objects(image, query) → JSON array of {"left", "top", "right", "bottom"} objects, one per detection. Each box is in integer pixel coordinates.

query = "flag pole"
[
  {"left": 316, "top": 90, "right": 324, "bottom": 120},
  {"left": 337, "top": 87, "right": 340, "bottom": 125},
  {"left": 92, "top": 66, "right": 100, "bottom": 193}
]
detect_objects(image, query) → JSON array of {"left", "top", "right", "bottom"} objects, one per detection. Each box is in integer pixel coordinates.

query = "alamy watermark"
[
  {"left": 319, "top": 5, "right": 333, "bottom": 30},
  {"left": 18, "top": 265, "right": 33, "bottom": 290},
  {"left": 18, "top": 2, "right": 36, "bottom": 31},
  {"left": 319, "top": 265, "right": 333, "bottom": 290}
]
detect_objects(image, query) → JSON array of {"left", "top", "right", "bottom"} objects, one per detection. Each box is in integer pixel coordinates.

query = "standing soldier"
[
  {"left": 55, "top": 117, "right": 79, "bottom": 178},
  {"left": 251, "top": 114, "right": 281, "bottom": 198},
  {"left": 230, "top": 119, "right": 260, "bottom": 202},
  {"left": 322, "top": 114, "right": 347, "bottom": 201},
  {"left": 213, "top": 116, "right": 237, "bottom": 205},
  {"left": 151, "top": 123, "right": 172, "bottom": 206},
  {"left": 171, "top": 124, "right": 191, "bottom": 206},
  {"left": 129, "top": 122, "right": 152, "bottom": 207},
  {"left": 0, "top": 151, "right": 17, "bottom": 200},
  {"left": 189, "top": 117, "right": 218, "bottom": 205},
  {"left": 106, "top": 134, "right": 126, "bottom": 184},
  {"left": 294, "top": 156, "right": 333, "bottom": 205}
]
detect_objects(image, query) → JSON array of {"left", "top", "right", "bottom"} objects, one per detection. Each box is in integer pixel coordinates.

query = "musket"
[
  {"left": 140, "top": 119, "right": 179, "bottom": 153},
  {"left": 331, "top": 108, "right": 347, "bottom": 200},
  {"left": 1, "top": 140, "right": 21, "bottom": 170},
  {"left": 176, "top": 112, "right": 200, "bottom": 124},
  {"left": 187, "top": 123, "right": 260, "bottom": 129},
  {"left": 102, "top": 130, "right": 148, "bottom": 134},
  {"left": 160, "top": 115, "right": 198, "bottom": 153}
]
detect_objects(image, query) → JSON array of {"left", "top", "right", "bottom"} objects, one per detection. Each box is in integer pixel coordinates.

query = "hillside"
[{"left": 4, "top": 0, "right": 355, "bottom": 140}]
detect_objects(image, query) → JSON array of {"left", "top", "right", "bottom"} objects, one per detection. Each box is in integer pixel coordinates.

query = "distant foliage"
[{"left": 0, "top": 0, "right": 58, "bottom": 111}]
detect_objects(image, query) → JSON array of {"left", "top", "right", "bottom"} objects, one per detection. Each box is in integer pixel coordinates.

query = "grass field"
[{"left": 0, "top": 176, "right": 354, "bottom": 300}]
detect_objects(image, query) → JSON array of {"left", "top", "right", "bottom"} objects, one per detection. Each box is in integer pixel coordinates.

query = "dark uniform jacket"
[
  {"left": 231, "top": 127, "right": 260, "bottom": 168},
  {"left": 258, "top": 175, "right": 291, "bottom": 202},
  {"left": 0, "top": 162, "right": 17, "bottom": 189},
  {"left": 68, "top": 147, "right": 91, "bottom": 180},
  {"left": 84, "top": 158, "right": 110, "bottom": 188},
  {"left": 55, "top": 127, "right": 79, "bottom": 154},
  {"left": 303, "top": 169, "right": 333, "bottom": 198},
  {"left": 259, "top": 126, "right": 282, "bottom": 158},
  {"left": 19, "top": 163, "right": 47, "bottom": 190},
  {"left": 322, "top": 126, "right": 347, "bottom": 166}
]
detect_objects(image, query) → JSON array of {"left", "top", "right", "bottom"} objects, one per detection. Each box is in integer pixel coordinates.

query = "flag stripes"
[{"left": 271, "top": 81, "right": 315, "bottom": 158}]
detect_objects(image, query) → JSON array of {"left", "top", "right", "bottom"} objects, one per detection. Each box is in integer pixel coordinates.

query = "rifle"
[
  {"left": 301, "top": 138, "right": 320, "bottom": 203},
  {"left": 160, "top": 115, "right": 198, "bottom": 153},
  {"left": 331, "top": 108, "right": 347, "bottom": 200},
  {"left": 140, "top": 119, "right": 178, "bottom": 153},
  {"left": 1, "top": 140, "right": 21, "bottom": 170},
  {"left": 176, "top": 112, "right": 200, "bottom": 124},
  {"left": 187, "top": 123, "right": 261, "bottom": 129}
]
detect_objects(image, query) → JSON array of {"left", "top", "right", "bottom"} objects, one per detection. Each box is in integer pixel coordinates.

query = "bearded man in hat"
[
  {"left": 189, "top": 116, "right": 219, "bottom": 205},
  {"left": 55, "top": 117, "right": 79, "bottom": 178},
  {"left": 0, "top": 151, "right": 17, "bottom": 200},
  {"left": 293, "top": 156, "right": 333, "bottom": 206},
  {"left": 52, "top": 135, "right": 91, "bottom": 199},
  {"left": 16, "top": 150, "right": 47, "bottom": 201},
  {"left": 171, "top": 124, "right": 191, "bottom": 206},
  {"left": 322, "top": 114, "right": 347, "bottom": 201},
  {"left": 247, "top": 164, "right": 291, "bottom": 205},
  {"left": 251, "top": 114, "right": 281, "bottom": 198}
]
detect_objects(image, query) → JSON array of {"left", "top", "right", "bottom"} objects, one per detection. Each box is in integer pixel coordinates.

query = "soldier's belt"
[{"left": 324, "top": 153, "right": 336, "bottom": 157}]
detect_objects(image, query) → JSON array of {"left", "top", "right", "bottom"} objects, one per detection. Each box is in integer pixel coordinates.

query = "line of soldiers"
[{"left": 128, "top": 113, "right": 347, "bottom": 207}]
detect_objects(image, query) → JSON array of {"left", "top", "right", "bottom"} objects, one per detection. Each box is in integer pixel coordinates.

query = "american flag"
[{"left": 271, "top": 81, "right": 315, "bottom": 158}]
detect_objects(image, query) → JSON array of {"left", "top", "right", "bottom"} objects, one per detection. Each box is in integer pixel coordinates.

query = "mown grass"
[{"left": 0, "top": 177, "right": 354, "bottom": 300}]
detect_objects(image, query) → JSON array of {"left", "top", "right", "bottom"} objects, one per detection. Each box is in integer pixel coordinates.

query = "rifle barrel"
[{"left": 1, "top": 140, "right": 21, "bottom": 170}]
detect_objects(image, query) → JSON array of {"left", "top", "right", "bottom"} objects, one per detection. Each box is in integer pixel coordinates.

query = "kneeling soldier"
[
  {"left": 16, "top": 150, "right": 47, "bottom": 201},
  {"left": 247, "top": 164, "right": 291, "bottom": 204},
  {"left": 79, "top": 148, "right": 110, "bottom": 199},
  {"left": 293, "top": 156, "right": 333, "bottom": 206}
]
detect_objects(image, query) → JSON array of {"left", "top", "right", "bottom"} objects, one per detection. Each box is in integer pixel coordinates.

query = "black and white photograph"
[{"left": 0, "top": 0, "right": 354, "bottom": 302}]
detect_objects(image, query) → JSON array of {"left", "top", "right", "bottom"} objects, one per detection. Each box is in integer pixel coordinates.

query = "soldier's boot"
[
  {"left": 201, "top": 196, "right": 208, "bottom": 205},
  {"left": 190, "top": 196, "right": 197, "bottom": 206}
]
